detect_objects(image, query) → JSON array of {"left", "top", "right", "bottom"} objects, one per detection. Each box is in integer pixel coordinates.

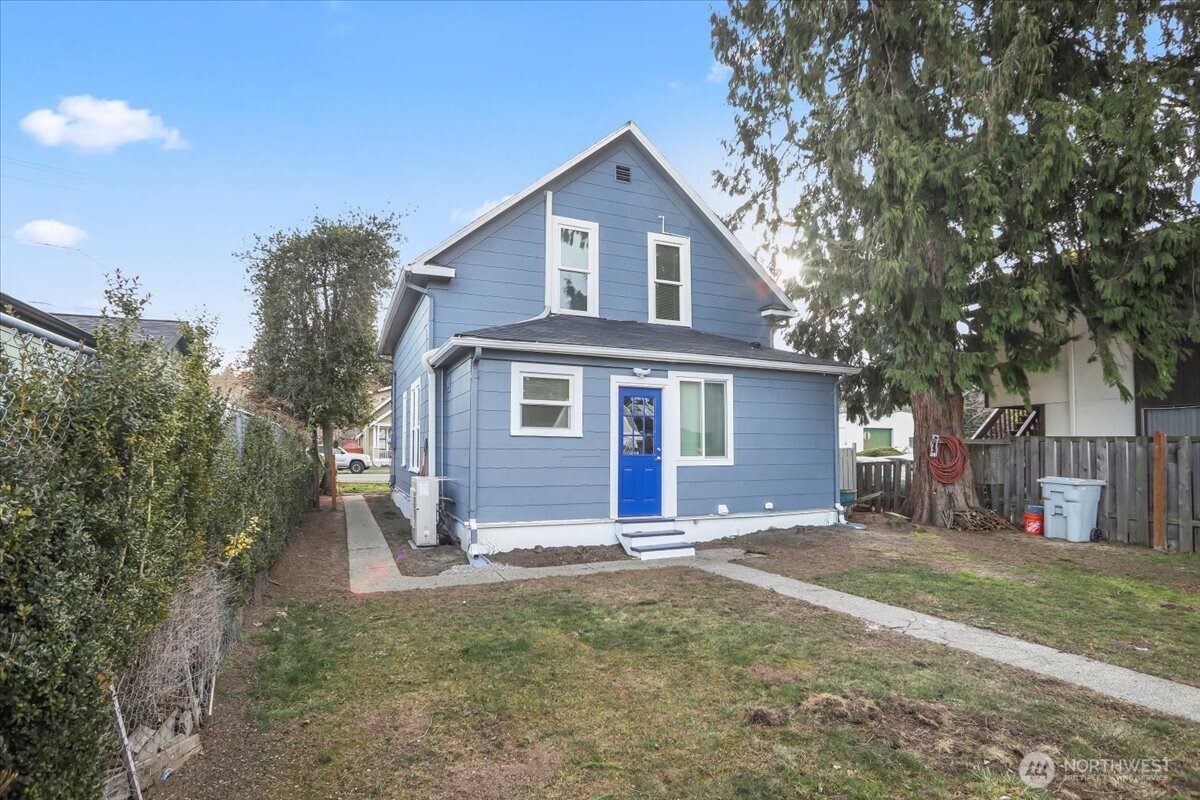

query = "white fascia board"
[
  {"left": 761, "top": 308, "right": 799, "bottom": 318},
  {"left": 429, "top": 335, "right": 860, "bottom": 376},
  {"left": 407, "top": 263, "right": 456, "bottom": 279}
]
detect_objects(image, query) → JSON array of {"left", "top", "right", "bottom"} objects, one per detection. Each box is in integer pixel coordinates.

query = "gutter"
[
  {"left": 1, "top": 312, "right": 96, "bottom": 355},
  {"left": 428, "top": 335, "right": 861, "bottom": 376}
]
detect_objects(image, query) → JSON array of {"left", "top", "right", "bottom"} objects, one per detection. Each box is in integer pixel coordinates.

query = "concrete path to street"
[{"left": 342, "top": 494, "right": 1200, "bottom": 723}]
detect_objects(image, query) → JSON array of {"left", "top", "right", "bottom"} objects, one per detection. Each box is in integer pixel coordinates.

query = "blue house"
[{"left": 378, "top": 123, "right": 855, "bottom": 558}]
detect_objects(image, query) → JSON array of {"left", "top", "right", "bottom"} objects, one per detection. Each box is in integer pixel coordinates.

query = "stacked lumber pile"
[{"left": 942, "top": 506, "right": 1017, "bottom": 531}]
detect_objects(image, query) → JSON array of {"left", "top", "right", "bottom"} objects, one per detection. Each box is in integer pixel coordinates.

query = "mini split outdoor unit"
[{"left": 410, "top": 476, "right": 440, "bottom": 547}]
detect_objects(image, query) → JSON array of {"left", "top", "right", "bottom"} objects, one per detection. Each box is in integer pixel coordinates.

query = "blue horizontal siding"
[
  {"left": 424, "top": 139, "right": 776, "bottom": 347},
  {"left": 440, "top": 355, "right": 472, "bottom": 519},
  {"left": 471, "top": 352, "right": 838, "bottom": 524},
  {"left": 391, "top": 295, "right": 429, "bottom": 495}
]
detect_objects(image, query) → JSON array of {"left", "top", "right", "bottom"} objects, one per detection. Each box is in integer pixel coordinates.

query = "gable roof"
[
  {"left": 379, "top": 122, "right": 795, "bottom": 352},
  {"left": 430, "top": 314, "right": 856, "bottom": 375}
]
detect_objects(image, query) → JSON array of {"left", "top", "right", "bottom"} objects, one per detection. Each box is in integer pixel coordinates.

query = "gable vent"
[{"left": 615, "top": 164, "right": 632, "bottom": 183}]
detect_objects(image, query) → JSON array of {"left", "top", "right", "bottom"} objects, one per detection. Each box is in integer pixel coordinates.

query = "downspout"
[
  {"left": 535, "top": 190, "right": 554, "bottom": 319},
  {"left": 467, "top": 346, "right": 485, "bottom": 559},
  {"left": 832, "top": 373, "right": 866, "bottom": 530},
  {"left": 408, "top": 283, "right": 439, "bottom": 478}
]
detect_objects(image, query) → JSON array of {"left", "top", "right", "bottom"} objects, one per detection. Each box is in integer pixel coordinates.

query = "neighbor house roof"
[
  {"left": 430, "top": 314, "right": 857, "bottom": 375},
  {"left": 379, "top": 121, "right": 795, "bottom": 354},
  {"left": 55, "top": 313, "right": 189, "bottom": 354}
]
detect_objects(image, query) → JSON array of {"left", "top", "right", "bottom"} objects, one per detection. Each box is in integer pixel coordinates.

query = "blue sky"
[{"left": 0, "top": 0, "right": 742, "bottom": 361}]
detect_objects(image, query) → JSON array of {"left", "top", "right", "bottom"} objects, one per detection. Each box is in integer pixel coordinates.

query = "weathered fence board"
[
  {"left": 963, "top": 436, "right": 1198, "bottom": 552},
  {"left": 854, "top": 460, "right": 911, "bottom": 514},
  {"left": 839, "top": 447, "right": 857, "bottom": 493}
]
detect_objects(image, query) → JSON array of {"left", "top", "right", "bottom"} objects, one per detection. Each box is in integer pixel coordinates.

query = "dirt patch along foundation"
[{"left": 363, "top": 493, "right": 466, "bottom": 576}]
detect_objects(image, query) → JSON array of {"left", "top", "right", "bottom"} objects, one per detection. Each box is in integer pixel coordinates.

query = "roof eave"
[{"left": 429, "top": 334, "right": 859, "bottom": 376}]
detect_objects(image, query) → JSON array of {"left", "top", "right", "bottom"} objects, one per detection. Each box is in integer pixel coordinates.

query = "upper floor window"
[
  {"left": 550, "top": 216, "right": 599, "bottom": 316},
  {"left": 647, "top": 232, "right": 691, "bottom": 326}
]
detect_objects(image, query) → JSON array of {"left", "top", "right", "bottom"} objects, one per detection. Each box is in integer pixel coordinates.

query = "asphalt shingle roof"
[
  {"left": 458, "top": 315, "right": 848, "bottom": 369},
  {"left": 56, "top": 314, "right": 188, "bottom": 353}
]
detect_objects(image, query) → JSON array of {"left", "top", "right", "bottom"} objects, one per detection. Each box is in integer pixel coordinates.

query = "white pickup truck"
[{"left": 332, "top": 447, "right": 373, "bottom": 474}]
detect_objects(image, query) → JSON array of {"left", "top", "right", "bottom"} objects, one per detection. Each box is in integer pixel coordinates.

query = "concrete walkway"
[{"left": 342, "top": 495, "right": 1200, "bottom": 723}]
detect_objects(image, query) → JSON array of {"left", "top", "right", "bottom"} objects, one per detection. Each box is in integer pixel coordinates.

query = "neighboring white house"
[
  {"left": 984, "top": 317, "right": 1199, "bottom": 437},
  {"left": 839, "top": 407, "right": 914, "bottom": 453},
  {"left": 356, "top": 388, "right": 392, "bottom": 465}
]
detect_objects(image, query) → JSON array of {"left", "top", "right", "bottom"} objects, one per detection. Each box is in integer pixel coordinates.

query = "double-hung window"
[
  {"left": 510, "top": 363, "right": 583, "bottom": 437},
  {"left": 408, "top": 378, "right": 421, "bottom": 472},
  {"left": 550, "top": 216, "right": 599, "bottom": 316},
  {"left": 647, "top": 232, "right": 691, "bottom": 326},
  {"left": 675, "top": 373, "right": 733, "bottom": 464}
]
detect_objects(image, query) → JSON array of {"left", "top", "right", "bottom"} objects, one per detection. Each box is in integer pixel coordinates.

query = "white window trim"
[
  {"left": 647, "top": 231, "right": 692, "bottom": 326},
  {"left": 509, "top": 362, "right": 584, "bottom": 437},
  {"left": 399, "top": 389, "right": 409, "bottom": 468},
  {"left": 548, "top": 215, "right": 600, "bottom": 317},
  {"left": 608, "top": 374, "right": 677, "bottom": 519},
  {"left": 670, "top": 371, "right": 734, "bottom": 466},
  {"left": 408, "top": 377, "right": 421, "bottom": 473}
]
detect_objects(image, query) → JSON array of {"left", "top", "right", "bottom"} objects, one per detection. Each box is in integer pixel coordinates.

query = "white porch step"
[{"left": 618, "top": 529, "right": 695, "bottom": 560}]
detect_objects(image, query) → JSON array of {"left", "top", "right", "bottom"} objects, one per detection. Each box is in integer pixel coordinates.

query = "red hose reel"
[{"left": 928, "top": 434, "right": 968, "bottom": 484}]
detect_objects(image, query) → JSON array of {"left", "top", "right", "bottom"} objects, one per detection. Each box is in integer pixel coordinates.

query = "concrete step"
[
  {"left": 618, "top": 527, "right": 696, "bottom": 560},
  {"left": 618, "top": 529, "right": 688, "bottom": 556},
  {"left": 628, "top": 541, "right": 696, "bottom": 560}
]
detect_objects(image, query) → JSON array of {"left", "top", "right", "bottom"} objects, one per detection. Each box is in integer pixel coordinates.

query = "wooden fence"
[
  {"left": 849, "top": 436, "right": 1198, "bottom": 552},
  {"left": 839, "top": 447, "right": 857, "bottom": 493},
  {"left": 970, "top": 436, "right": 1197, "bottom": 552},
  {"left": 855, "top": 459, "right": 912, "bottom": 514}
]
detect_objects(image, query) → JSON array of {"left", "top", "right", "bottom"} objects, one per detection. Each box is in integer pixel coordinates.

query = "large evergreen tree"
[
  {"left": 242, "top": 210, "right": 402, "bottom": 506},
  {"left": 713, "top": 0, "right": 1198, "bottom": 524}
]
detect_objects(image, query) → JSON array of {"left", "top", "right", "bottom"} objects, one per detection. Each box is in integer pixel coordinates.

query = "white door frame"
[{"left": 609, "top": 374, "right": 677, "bottom": 519}]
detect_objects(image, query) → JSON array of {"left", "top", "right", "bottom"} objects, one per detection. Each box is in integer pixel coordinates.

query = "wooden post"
[{"left": 1153, "top": 429, "right": 1167, "bottom": 551}]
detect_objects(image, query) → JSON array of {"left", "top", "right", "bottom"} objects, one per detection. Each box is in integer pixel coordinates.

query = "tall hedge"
[{"left": 0, "top": 284, "right": 312, "bottom": 798}]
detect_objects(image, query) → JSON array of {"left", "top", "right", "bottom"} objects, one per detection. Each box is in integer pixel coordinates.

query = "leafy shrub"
[{"left": 0, "top": 281, "right": 312, "bottom": 797}]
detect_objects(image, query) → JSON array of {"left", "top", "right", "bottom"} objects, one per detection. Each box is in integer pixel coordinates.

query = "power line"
[
  {"left": 0, "top": 156, "right": 102, "bottom": 181},
  {"left": 0, "top": 172, "right": 94, "bottom": 193},
  {"left": 2, "top": 236, "right": 113, "bottom": 271}
]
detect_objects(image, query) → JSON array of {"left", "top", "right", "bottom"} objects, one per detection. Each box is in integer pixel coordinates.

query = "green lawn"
[
  {"left": 245, "top": 570, "right": 1197, "bottom": 799},
  {"left": 336, "top": 482, "right": 389, "bottom": 494},
  {"left": 730, "top": 524, "right": 1200, "bottom": 687}
]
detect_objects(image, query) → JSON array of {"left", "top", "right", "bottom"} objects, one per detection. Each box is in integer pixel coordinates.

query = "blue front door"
[{"left": 618, "top": 386, "right": 662, "bottom": 518}]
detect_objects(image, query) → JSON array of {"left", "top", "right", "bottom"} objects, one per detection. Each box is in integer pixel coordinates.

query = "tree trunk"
[
  {"left": 909, "top": 389, "right": 978, "bottom": 526},
  {"left": 322, "top": 424, "right": 339, "bottom": 511},
  {"left": 310, "top": 429, "right": 321, "bottom": 508}
]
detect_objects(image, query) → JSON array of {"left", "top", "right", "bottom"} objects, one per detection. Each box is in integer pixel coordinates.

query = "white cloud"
[
  {"left": 20, "top": 95, "right": 188, "bottom": 153},
  {"left": 706, "top": 61, "right": 733, "bottom": 84},
  {"left": 667, "top": 80, "right": 684, "bottom": 91},
  {"left": 452, "top": 194, "right": 514, "bottom": 224},
  {"left": 13, "top": 219, "right": 89, "bottom": 247}
]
